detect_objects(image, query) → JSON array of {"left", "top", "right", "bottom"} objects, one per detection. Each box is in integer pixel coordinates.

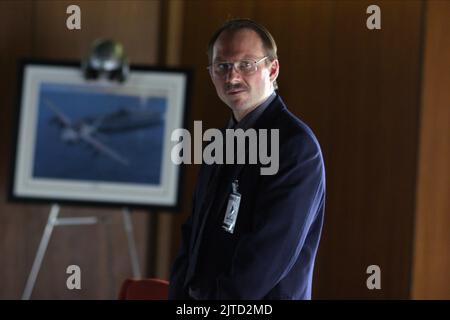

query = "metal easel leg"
[
  {"left": 22, "top": 204, "right": 140, "bottom": 298},
  {"left": 22, "top": 204, "right": 60, "bottom": 300},
  {"left": 122, "top": 207, "right": 142, "bottom": 278}
]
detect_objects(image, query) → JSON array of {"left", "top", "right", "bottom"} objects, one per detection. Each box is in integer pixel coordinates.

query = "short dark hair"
[{"left": 207, "top": 18, "right": 279, "bottom": 89}]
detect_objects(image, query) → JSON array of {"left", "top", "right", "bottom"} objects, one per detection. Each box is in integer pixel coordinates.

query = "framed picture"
[{"left": 10, "top": 60, "right": 190, "bottom": 209}]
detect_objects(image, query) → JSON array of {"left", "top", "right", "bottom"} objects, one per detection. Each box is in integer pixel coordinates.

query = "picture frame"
[{"left": 10, "top": 60, "right": 191, "bottom": 210}]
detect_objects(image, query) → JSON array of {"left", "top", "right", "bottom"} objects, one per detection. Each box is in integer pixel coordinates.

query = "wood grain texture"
[{"left": 412, "top": 0, "right": 450, "bottom": 299}]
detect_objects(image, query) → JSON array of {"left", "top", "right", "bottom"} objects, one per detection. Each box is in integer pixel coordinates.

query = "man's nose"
[{"left": 225, "top": 65, "right": 242, "bottom": 82}]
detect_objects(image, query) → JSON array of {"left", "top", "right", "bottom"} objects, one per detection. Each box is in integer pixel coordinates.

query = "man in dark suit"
[{"left": 169, "top": 19, "right": 326, "bottom": 300}]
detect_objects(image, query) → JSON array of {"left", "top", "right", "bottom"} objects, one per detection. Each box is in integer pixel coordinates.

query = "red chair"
[{"left": 118, "top": 278, "right": 169, "bottom": 300}]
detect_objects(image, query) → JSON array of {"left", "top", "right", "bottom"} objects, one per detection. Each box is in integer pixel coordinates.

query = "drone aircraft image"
[{"left": 33, "top": 83, "right": 167, "bottom": 185}]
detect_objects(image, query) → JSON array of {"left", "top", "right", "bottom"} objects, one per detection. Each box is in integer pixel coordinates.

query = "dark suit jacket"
[{"left": 169, "top": 94, "right": 326, "bottom": 300}]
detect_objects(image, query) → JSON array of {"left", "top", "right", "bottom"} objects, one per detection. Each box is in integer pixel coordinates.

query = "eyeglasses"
[{"left": 208, "top": 56, "right": 269, "bottom": 78}]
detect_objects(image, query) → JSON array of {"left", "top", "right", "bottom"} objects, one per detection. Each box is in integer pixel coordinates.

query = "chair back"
[{"left": 118, "top": 278, "right": 169, "bottom": 300}]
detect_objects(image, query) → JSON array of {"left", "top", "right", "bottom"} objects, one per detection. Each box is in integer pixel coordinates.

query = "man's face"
[{"left": 210, "top": 29, "right": 279, "bottom": 121}]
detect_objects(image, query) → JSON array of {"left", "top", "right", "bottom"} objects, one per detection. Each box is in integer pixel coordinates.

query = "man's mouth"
[
  {"left": 225, "top": 83, "right": 247, "bottom": 95},
  {"left": 226, "top": 88, "right": 246, "bottom": 95}
]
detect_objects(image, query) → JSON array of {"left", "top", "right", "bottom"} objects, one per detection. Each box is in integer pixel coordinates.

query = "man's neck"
[{"left": 233, "top": 90, "right": 274, "bottom": 122}]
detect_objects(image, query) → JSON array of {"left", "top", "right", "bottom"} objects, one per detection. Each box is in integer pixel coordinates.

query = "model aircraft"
[{"left": 43, "top": 98, "right": 164, "bottom": 166}]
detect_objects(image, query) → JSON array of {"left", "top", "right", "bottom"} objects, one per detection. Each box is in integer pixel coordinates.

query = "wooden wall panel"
[
  {"left": 310, "top": 0, "right": 423, "bottom": 299},
  {"left": 0, "top": 0, "right": 35, "bottom": 300},
  {"left": 412, "top": 0, "right": 450, "bottom": 299},
  {"left": 173, "top": 0, "right": 424, "bottom": 299},
  {"left": 0, "top": 0, "right": 160, "bottom": 299},
  {"left": 33, "top": 0, "right": 160, "bottom": 64}
]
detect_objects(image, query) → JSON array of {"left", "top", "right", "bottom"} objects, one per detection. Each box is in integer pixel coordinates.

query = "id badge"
[{"left": 222, "top": 180, "right": 241, "bottom": 234}]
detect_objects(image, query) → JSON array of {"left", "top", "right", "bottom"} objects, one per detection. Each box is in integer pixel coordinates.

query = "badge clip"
[{"left": 222, "top": 180, "right": 241, "bottom": 234}]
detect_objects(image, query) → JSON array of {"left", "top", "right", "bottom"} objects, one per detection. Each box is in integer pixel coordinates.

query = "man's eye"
[
  {"left": 217, "top": 63, "right": 230, "bottom": 71},
  {"left": 239, "top": 61, "right": 253, "bottom": 70}
]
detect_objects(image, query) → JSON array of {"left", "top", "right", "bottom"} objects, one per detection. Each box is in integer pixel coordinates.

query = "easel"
[
  {"left": 21, "top": 204, "right": 141, "bottom": 300},
  {"left": 22, "top": 39, "right": 143, "bottom": 299}
]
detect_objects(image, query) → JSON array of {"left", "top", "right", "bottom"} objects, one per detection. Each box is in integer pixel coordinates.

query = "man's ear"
[{"left": 269, "top": 59, "right": 279, "bottom": 83}]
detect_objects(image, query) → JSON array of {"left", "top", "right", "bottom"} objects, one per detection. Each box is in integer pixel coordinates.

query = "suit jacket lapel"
[{"left": 253, "top": 94, "right": 285, "bottom": 130}]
